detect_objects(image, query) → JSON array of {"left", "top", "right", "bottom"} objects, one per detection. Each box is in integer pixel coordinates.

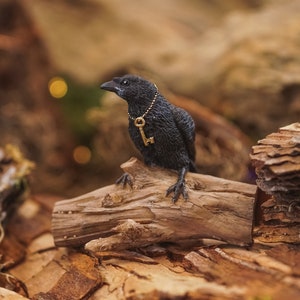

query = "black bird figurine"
[{"left": 100, "top": 74, "right": 196, "bottom": 203}]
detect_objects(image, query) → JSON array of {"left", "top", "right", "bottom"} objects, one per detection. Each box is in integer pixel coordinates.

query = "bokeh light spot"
[
  {"left": 73, "top": 145, "right": 92, "bottom": 164},
  {"left": 48, "top": 76, "right": 68, "bottom": 98}
]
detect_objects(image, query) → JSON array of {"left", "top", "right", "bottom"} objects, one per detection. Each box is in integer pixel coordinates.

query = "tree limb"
[{"left": 52, "top": 157, "right": 257, "bottom": 251}]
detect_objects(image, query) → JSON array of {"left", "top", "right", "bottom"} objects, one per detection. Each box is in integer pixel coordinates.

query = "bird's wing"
[{"left": 170, "top": 105, "right": 196, "bottom": 162}]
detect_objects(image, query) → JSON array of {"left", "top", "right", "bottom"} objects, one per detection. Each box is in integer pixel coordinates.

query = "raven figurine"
[{"left": 100, "top": 74, "right": 196, "bottom": 203}]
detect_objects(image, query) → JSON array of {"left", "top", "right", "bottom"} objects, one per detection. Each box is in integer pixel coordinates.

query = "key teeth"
[{"left": 148, "top": 137, "right": 155, "bottom": 144}]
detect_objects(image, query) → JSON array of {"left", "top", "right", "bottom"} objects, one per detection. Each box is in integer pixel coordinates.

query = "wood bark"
[
  {"left": 251, "top": 122, "right": 300, "bottom": 206},
  {"left": 0, "top": 145, "right": 34, "bottom": 243},
  {"left": 2, "top": 126, "right": 300, "bottom": 299},
  {"left": 52, "top": 157, "right": 257, "bottom": 250},
  {"left": 250, "top": 123, "right": 300, "bottom": 243},
  {"left": 4, "top": 188, "right": 300, "bottom": 300}
]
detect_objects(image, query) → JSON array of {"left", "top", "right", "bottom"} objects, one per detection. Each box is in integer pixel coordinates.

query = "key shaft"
[{"left": 134, "top": 117, "right": 155, "bottom": 146}]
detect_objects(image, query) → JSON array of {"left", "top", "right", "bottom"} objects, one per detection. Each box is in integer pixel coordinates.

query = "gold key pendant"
[{"left": 134, "top": 117, "right": 155, "bottom": 146}]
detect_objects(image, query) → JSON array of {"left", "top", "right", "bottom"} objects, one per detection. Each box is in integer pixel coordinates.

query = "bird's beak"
[{"left": 100, "top": 80, "right": 120, "bottom": 93}]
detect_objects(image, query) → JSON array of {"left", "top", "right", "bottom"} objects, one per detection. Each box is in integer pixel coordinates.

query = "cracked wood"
[{"left": 52, "top": 157, "right": 257, "bottom": 250}]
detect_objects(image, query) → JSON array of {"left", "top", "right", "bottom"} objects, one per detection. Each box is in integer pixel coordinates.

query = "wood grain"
[{"left": 52, "top": 157, "right": 257, "bottom": 250}]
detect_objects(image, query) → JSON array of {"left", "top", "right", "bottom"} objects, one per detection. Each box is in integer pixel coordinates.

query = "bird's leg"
[
  {"left": 166, "top": 167, "right": 188, "bottom": 203},
  {"left": 115, "top": 172, "right": 133, "bottom": 188}
]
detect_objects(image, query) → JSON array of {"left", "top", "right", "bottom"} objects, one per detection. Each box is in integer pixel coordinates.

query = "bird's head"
[{"left": 100, "top": 74, "right": 157, "bottom": 105}]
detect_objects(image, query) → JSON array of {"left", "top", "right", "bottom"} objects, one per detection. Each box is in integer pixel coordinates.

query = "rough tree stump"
[{"left": 52, "top": 157, "right": 257, "bottom": 251}]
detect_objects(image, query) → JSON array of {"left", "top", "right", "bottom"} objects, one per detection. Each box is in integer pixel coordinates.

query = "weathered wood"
[
  {"left": 52, "top": 157, "right": 257, "bottom": 250},
  {"left": 250, "top": 123, "right": 300, "bottom": 243},
  {"left": 183, "top": 244, "right": 300, "bottom": 300},
  {"left": 6, "top": 192, "right": 300, "bottom": 300},
  {"left": 250, "top": 122, "right": 300, "bottom": 206}
]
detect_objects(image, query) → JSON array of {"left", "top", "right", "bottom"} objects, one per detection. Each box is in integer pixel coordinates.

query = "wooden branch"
[{"left": 52, "top": 158, "right": 257, "bottom": 251}]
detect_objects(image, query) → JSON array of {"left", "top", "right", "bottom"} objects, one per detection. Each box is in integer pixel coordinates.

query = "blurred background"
[{"left": 1, "top": 0, "right": 299, "bottom": 197}]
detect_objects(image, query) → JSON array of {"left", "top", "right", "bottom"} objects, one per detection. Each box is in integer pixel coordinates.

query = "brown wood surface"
[
  {"left": 2, "top": 130, "right": 300, "bottom": 299},
  {"left": 250, "top": 122, "right": 300, "bottom": 243},
  {"left": 52, "top": 157, "right": 257, "bottom": 250},
  {"left": 3, "top": 193, "right": 300, "bottom": 300}
]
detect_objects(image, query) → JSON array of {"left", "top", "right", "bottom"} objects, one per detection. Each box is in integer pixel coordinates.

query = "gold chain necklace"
[{"left": 127, "top": 85, "right": 158, "bottom": 146}]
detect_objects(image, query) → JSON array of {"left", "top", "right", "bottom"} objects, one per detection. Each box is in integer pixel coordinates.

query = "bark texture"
[
  {"left": 52, "top": 157, "right": 256, "bottom": 250},
  {"left": 251, "top": 123, "right": 300, "bottom": 243}
]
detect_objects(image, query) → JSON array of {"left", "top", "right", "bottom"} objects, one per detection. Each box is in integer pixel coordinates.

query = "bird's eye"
[{"left": 120, "top": 79, "right": 129, "bottom": 86}]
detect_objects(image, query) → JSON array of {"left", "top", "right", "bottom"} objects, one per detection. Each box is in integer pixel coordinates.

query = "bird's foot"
[
  {"left": 116, "top": 172, "right": 133, "bottom": 188},
  {"left": 166, "top": 179, "right": 188, "bottom": 203},
  {"left": 288, "top": 201, "right": 300, "bottom": 214}
]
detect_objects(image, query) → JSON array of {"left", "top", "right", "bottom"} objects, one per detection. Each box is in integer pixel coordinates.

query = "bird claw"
[
  {"left": 166, "top": 180, "right": 188, "bottom": 203},
  {"left": 288, "top": 201, "right": 300, "bottom": 214},
  {"left": 115, "top": 172, "right": 133, "bottom": 188}
]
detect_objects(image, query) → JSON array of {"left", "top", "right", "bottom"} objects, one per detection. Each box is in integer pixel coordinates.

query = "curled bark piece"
[
  {"left": 251, "top": 122, "right": 300, "bottom": 206},
  {"left": 251, "top": 123, "right": 300, "bottom": 243}
]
